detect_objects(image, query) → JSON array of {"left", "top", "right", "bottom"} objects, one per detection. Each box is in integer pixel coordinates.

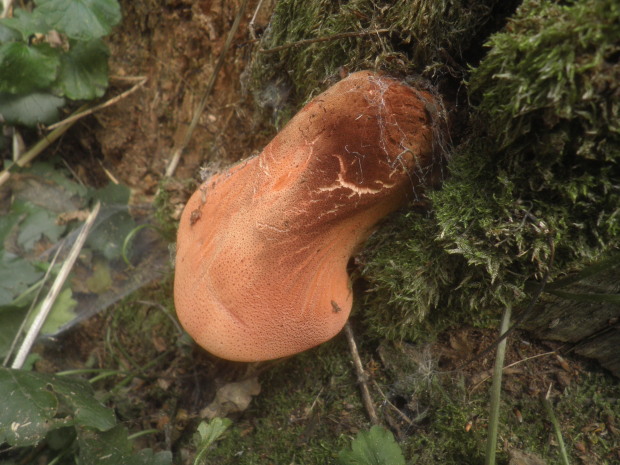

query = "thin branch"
[
  {"left": 46, "top": 77, "right": 147, "bottom": 130},
  {"left": 11, "top": 202, "right": 101, "bottom": 369},
  {"left": 343, "top": 322, "right": 380, "bottom": 425},
  {"left": 2, "top": 247, "right": 63, "bottom": 367},
  {"left": 259, "top": 29, "right": 391, "bottom": 54},
  {"left": 372, "top": 380, "right": 413, "bottom": 425},
  {"left": 0, "top": 78, "right": 146, "bottom": 188},
  {"left": 248, "top": 0, "right": 267, "bottom": 40},
  {"left": 1, "top": 0, "right": 13, "bottom": 19},
  {"left": 469, "top": 350, "right": 558, "bottom": 393},
  {"left": 0, "top": 111, "right": 82, "bottom": 187},
  {"left": 164, "top": 0, "right": 249, "bottom": 178}
]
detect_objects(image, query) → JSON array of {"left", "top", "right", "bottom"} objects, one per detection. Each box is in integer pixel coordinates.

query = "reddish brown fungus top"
[{"left": 174, "top": 71, "right": 443, "bottom": 361}]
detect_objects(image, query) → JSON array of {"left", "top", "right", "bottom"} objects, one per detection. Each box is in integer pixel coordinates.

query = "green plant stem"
[
  {"left": 194, "top": 446, "right": 210, "bottom": 465},
  {"left": 485, "top": 305, "right": 512, "bottom": 465},
  {"left": 543, "top": 389, "right": 571, "bottom": 465},
  {"left": 121, "top": 223, "right": 162, "bottom": 267},
  {"left": 127, "top": 429, "right": 159, "bottom": 441},
  {"left": 98, "top": 350, "right": 173, "bottom": 403},
  {"left": 194, "top": 445, "right": 210, "bottom": 465},
  {"left": 47, "top": 448, "right": 71, "bottom": 465},
  {"left": 56, "top": 368, "right": 126, "bottom": 378}
]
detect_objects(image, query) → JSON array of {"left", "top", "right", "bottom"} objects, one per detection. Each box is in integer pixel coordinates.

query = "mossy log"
[
  {"left": 248, "top": 0, "right": 619, "bottom": 371},
  {"left": 522, "top": 260, "right": 620, "bottom": 376}
]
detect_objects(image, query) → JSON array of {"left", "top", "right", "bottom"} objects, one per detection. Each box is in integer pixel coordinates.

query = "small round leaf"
[{"left": 0, "top": 42, "right": 60, "bottom": 94}]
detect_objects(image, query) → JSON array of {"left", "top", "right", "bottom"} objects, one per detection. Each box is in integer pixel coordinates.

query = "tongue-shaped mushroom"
[{"left": 174, "top": 70, "right": 444, "bottom": 361}]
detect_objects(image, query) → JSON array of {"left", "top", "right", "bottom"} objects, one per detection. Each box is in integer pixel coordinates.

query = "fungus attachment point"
[{"left": 174, "top": 71, "right": 445, "bottom": 361}]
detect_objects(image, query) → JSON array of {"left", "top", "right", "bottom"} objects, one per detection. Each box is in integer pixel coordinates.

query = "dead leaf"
[
  {"left": 57, "top": 209, "right": 90, "bottom": 225},
  {"left": 200, "top": 377, "right": 261, "bottom": 419},
  {"left": 556, "top": 354, "right": 571, "bottom": 372},
  {"left": 152, "top": 335, "right": 167, "bottom": 353},
  {"left": 509, "top": 449, "right": 547, "bottom": 465},
  {"left": 556, "top": 370, "right": 572, "bottom": 388},
  {"left": 157, "top": 378, "right": 172, "bottom": 390},
  {"left": 449, "top": 330, "right": 474, "bottom": 355}
]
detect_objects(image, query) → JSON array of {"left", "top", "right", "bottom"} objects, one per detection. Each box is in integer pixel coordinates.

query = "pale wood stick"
[
  {"left": 344, "top": 322, "right": 380, "bottom": 425},
  {"left": 11, "top": 202, "right": 101, "bottom": 369}
]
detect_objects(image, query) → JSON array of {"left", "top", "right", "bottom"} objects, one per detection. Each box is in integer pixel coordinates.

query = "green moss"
[
  {"left": 400, "top": 371, "right": 620, "bottom": 464},
  {"left": 373, "top": 342, "right": 620, "bottom": 465},
  {"left": 249, "top": 0, "right": 516, "bottom": 125},
  {"left": 153, "top": 178, "right": 188, "bottom": 242},
  {"left": 359, "top": 210, "right": 501, "bottom": 342},
  {"left": 206, "top": 339, "right": 369, "bottom": 464},
  {"left": 438, "top": 0, "right": 620, "bottom": 300},
  {"left": 361, "top": 0, "right": 620, "bottom": 341}
]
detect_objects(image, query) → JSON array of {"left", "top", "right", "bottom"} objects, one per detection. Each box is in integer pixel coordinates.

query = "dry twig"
[
  {"left": 469, "top": 350, "right": 558, "bottom": 393},
  {"left": 0, "top": 78, "right": 148, "bottom": 188},
  {"left": 0, "top": 113, "right": 81, "bottom": 187},
  {"left": 343, "top": 322, "right": 380, "bottom": 425},
  {"left": 1, "top": 0, "right": 13, "bottom": 19},
  {"left": 248, "top": 0, "right": 267, "bottom": 40},
  {"left": 10, "top": 202, "right": 102, "bottom": 369},
  {"left": 47, "top": 77, "right": 148, "bottom": 130},
  {"left": 372, "top": 380, "right": 413, "bottom": 426},
  {"left": 164, "top": 0, "right": 249, "bottom": 178}
]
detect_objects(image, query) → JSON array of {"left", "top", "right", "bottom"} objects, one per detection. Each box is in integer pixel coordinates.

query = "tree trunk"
[{"left": 522, "top": 267, "right": 620, "bottom": 377}]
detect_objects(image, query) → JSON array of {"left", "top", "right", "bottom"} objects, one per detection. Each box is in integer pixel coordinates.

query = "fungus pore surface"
[{"left": 174, "top": 71, "right": 443, "bottom": 361}]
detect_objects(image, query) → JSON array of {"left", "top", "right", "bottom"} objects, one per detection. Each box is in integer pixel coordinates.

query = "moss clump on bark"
[
  {"left": 247, "top": 0, "right": 619, "bottom": 342},
  {"left": 361, "top": 0, "right": 620, "bottom": 341},
  {"left": 249, "top": 0, "right": 514, "bottom": 124}
]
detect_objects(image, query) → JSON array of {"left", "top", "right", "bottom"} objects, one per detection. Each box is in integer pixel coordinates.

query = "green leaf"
[
  {"left": 0, "top": 23, "right": 23, "bottom": 42},
  {"left": 0, "top": 251, "right": 43, "bottom": 306},
  {"left": 78, "top": 425, "right": 173, "bottom": 465},
  {"left": 29, "top": 161, "right": 89, "bottom": 198},
  {"left": 0, "top": 203, "right": 22, "bottom": 244},
  {"left": 0, "top": 305, "right": 27, "bottom": 358},
  {"left": 93, "top": 182, "right": 131, "bottom": 205},
  {"left": 0, "top": 367, "right": 116, "bottom": 446},
  {"left": 87, "top": 184, "right": 136, "bottom": 260},
  {"left": 193, "top": 418, "right": 232, "bottom": 465},
  {"left": 16, "top": 205, "right": 65, "bottom": 250},
  {"left": 0, "top": 91, "right": 65, "bottom": 125},
  {"left": 46, "top": 425, "right": 77, "bottom": 450},
  {"left": 34, "top": 0, "right": 122, "bottom": 41},
  {"left": 0, "top": 8, "right": 50, "bottom": 41},
  {"left": 85, "top": 259, "right": 113, "bottom": 294},
  {"left": 338, "top": 426, "right": 406, "bottom": 465},
  {"left": 0, "top": 41, "right": 60, "bottom": 93},
  {"left": 57, "top": 39, "right": 109, "bottom": 99},
  {"left": 39, "top": 287, "right": 77, "bottom": 334},
  {"left": 0, "top": 368, "right": 60, "bottom": 446},
  {"left": 52, "top": 377, "right": 116, "bottom": 432},
  {"left": 195, "top": 418, "right": 232, "bottom": 447}
]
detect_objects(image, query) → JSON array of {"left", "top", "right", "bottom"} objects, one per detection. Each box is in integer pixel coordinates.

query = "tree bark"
[{"left": 522, "top": 269, "right": 620, "bottom": 377}]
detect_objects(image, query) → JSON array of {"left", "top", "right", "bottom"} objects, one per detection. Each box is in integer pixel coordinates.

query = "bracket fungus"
[{"left": 174, "top": 71, "right": 445, "bottom": 361}]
